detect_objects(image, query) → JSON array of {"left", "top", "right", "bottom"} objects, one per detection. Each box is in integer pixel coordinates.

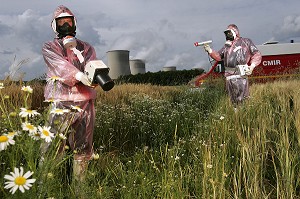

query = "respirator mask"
[
  {"left": 56, "top": 19, "right": 76, "bottom": 38},
  {"left": 224, "top": 29, "right": 236, "bottom": 46},
  {"left": 56, "top": 17, "right": 77, "bottom": 48}
]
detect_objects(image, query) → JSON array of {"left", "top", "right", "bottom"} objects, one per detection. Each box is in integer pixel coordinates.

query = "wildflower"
[
  {"left": 7, "top": 131, "right": 20, "bottom": 138},
  {"left": 47, "top": 76, "right": 64, "bottom": 82},
  {"left": 91, "top": 153, "right": 100, "bottom": 160},
  {"left": 0, "top": 82, "right": 4, "bottom": 89},
  {"left": 47, "top": 173, "right": 54, "bottom": 179},
  {"left": 50, "top": 108, "right": 70, "bottom": 115},
  {"left": 0, "top": 134, "right": 15, "bottom": 151},
  {"left": 19, "top": 108, "right": 40, "bottom": 118},
  {"left": 44, "top": 99, "right": 60, "bottom": 103},
  {"left": 29, "top": 132, "right": 41, "bottom": 141},
  {"left": 4, "top": 167, "right": 36, "bottom": 194},
  {"left": 21, "top": 86, "right": 33, "bottom": 93},
  {"left": 71, "top": 105, "right": 83, "bottom": 112},
  {"left": 143, "top": 146, "right": 149, "bottom": 152},
  {"left": 39, "top": 126, "right": 54, "bottom": 143},
  {"left": 220, "top": 116, "right": 225, "bottom": 120},
  {"left": 22, "top": 122, "right": 37, "bottom": 134},
  {"left": 9, "top": 112, "right": 17, "bottom": 117},
  {"left": 58, "top": 133, "right": 67, "bottom": 140},
  {"left": 207, "top": 164, "right": 213, "bottom": 169}
]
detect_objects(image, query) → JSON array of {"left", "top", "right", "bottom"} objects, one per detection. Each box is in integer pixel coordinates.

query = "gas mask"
[
  {"left": 56, "top": 19, "right": 76, "bottom": 38},
  {"left": 224, "top": 29, "right": 236, "bottom": 46}
]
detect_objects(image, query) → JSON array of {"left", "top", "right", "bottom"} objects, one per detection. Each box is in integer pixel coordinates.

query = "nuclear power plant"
[
  {"left": 107, "top": 50, "right": 131, "bottom": 79},
  {"left": 163, "top": 66, "right": 176, "bottom": 71},
  {"left": 129, "top": 59, "right": 146, "bottom": 75},
  {"left": 106, "top": 49, "right": 178, "bottom": 79}
]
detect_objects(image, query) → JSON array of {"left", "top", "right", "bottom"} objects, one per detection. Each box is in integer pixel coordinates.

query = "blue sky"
[{"left": 0, "top": 0, "right": 299, "bottom": 80}]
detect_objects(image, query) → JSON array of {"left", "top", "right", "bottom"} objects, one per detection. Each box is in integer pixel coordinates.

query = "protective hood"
[
  {"left": 51, "top": 5, "right": 77, "bottom": 38},
  {"left": 225, "top": 24, "right": 240, "bottom": 38}
]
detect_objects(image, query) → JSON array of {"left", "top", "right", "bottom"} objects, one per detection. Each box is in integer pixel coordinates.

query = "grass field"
[{"left": 1, "top": 79, "right": 300, "bottom": 198}]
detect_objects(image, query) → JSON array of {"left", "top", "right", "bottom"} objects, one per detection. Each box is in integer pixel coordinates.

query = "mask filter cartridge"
[{"left": 63, "top": 36, "right": 77, "bottom": 49}]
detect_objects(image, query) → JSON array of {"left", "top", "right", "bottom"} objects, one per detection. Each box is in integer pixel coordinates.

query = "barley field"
[{"left": 1, "top": 78, "right": 300, "bottom": 198}]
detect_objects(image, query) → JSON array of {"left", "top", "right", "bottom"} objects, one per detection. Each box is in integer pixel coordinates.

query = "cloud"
[
  {"left": 273, "top": 15, "right": 300, "bottom": 42},
  {"left": 0, "top": 0, "right": 300, "bottom": 80},
  {"left": 107, "top": 29, "right": 168, "bottom": 71}
]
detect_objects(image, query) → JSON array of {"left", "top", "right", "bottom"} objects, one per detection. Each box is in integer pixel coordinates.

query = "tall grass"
[{"left": 1, "top": 79, "right": 300, "bottom": 198}]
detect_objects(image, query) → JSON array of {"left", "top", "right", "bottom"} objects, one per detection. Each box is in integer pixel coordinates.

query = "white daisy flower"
[
  {"left": 4, "top": 167, "right": 36, "bottom": 194},
  {"left": 58, "top": 133, "right": 67, "bottom": 140},
  {"left": 0, "top": 82, "right": 4, "bottom": 89},
  {"left": 21, "top": 86, "right": 33, "bottom": 93},
  {"left": 19, "top": 108, "right": 40, "bottom": 118},
  {"left": 0, "top": 134, "right": 15, "bottom": 151},
  {"left": 50, "top": 108, "right": 70, "bottom": 115},
  {"left": 39, "top": 126, "right": 54, "bottom": 143},
  {"left": 71, "top": 105, "right": 83, "bottom": 112},
  {"left": 47, "top": 76, "right": 64, "bottom": 82},
  {"left": 7, "top": 131, "right": 20, "bottom": 138},
  {"left": 29, "top": 131, "right": 41, "bottom": 141},
  {"left": 22, "top": 122, "right": 37, "bottom": 134}
]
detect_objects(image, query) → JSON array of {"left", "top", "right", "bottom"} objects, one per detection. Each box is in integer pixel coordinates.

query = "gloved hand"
[
  {"left": 203, "top": 44, "right": 212, "bottom": 54},
  {"left": 75, "top": 72, "right": 91, "bottom": 86},
  {"left": 245, "top": 63, "right": 255, "bottom": 75}
]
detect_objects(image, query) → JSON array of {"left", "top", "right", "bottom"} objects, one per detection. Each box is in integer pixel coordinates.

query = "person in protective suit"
[
  {"left": 42, "top": 5, "right": 97, "bottom": 183},
  {"left": 204, "top": 24, "right": 262, "bottom": 107}
]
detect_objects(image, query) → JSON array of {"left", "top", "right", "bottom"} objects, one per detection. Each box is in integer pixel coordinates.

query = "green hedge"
[{"left": 116, "top": 69, "right": 204, "bottom": 86}]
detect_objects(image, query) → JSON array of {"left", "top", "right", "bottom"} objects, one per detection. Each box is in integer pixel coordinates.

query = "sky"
[{"left": 0, "top": 0, "right": 300, "bottom": 80}]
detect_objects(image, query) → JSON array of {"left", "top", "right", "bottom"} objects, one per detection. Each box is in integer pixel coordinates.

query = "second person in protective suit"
[{"left": 204, "top": 24, "right": 262, "bottom": 107}]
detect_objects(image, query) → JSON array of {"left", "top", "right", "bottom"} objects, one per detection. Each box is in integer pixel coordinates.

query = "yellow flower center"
[
  {"left": 26, "top": 110, "right": 33, "bottom": 114},
  {"left": 7, "top": 132, "right": 15, "bottom": 136},
  {"left": 0, "top": 135, "right": 8, "bottom": 142},
  {"left": 54, "top": 109, "right": 63, "bottom": 113},
  {"left": 26, "top": 124, "right": 34, "bottom": 130},
  {"left": 14, "top": 176, "right": 26, "bottom": 185},
  {"left": 42, "top": 130, "right": 49, "bottom": 136}
]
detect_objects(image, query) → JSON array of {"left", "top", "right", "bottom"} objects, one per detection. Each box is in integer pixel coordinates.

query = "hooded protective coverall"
[
  {"left": 208, "top": 24, "right": 262, "bottom": 105},
  {"left": 42, "top": 5, "right": 96, "bottom": 160}
]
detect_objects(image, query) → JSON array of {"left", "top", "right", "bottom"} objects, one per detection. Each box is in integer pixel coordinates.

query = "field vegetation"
[{"left": 1, "top": 78, "right": 300, "bottom": 198}]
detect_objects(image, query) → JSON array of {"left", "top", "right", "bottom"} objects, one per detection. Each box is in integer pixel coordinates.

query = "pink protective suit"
[
  {"left": 209, "top": 24, "right": 262, "bottom": 105},
  {"left": 42, "top": 5, "right": 97, "bottom": 159}
]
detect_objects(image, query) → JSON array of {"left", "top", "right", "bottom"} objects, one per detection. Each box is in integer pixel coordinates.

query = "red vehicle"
[{"left": 191, "top": 41, "right": 300, "bottom": 87}]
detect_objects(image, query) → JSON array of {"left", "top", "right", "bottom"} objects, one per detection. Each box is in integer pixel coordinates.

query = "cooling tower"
[
  {"left": 106, "top": 50, "right": 131, "bottom": 79},
  {"left": 129, "top": 59, "right": 146, "bottom": 75},
  {"left": 163, "top": 66, "right": 176, "bottom": 71}
]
